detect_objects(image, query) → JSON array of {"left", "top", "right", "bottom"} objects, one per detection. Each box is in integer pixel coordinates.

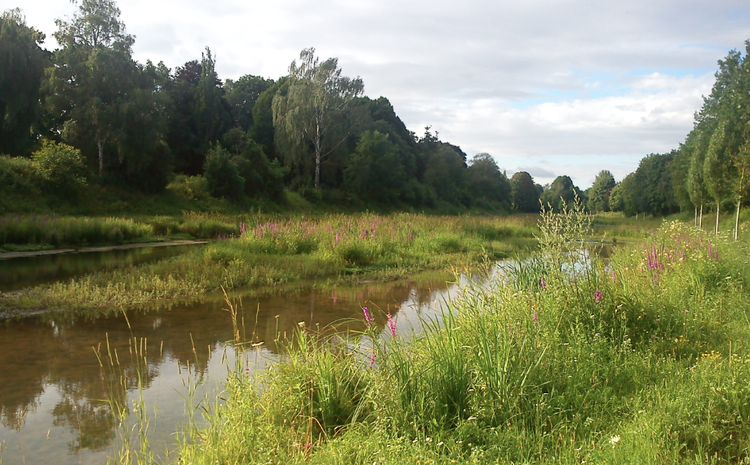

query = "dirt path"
[{"left": 0, "top": 239, "right": 208, "bottom": 260}]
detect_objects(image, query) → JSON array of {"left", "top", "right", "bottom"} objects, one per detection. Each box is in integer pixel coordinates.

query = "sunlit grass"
[{"left": 176, "top": 205, "right": 750, "bottom": 464}]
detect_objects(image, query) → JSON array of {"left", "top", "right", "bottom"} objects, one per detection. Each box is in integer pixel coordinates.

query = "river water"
[{"left": 0, "top": 245, "right": 472, "bottom": 464}]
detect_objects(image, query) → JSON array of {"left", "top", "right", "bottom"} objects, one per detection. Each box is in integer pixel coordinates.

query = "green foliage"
[
  {"left": 203, "top": 144, "right": 244, "bottom": 200},
  {"left": 587, "top": 170, "right": 616, "bottom": 212},
  {"left": 510, "top": 171, "right": 540, "bottom": 213},
  {"left": 344, "top": 130, "right": 407, "bottom": 204},
  {"left": 31, "top": 140, "right": 87, "bottom": 196},
  {"left": 166, "top": 174, "right": 211, "bottom": 201},
  {"left": 466, "top": 153, "right": 511, "bottom": 210},
  {"left": 541, "top": 175, "right": 582, "bottom": 212},
  {"left": 273, "top": 48, "right": 364, "bottom": 189},
  {"left": 0, "top": 9, "right": 48, "bottom": 156}
]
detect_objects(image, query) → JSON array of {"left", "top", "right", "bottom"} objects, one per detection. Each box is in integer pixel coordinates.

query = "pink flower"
[
  {"left": 533, "top": 310, "right": 538, "bottom": 325},
  {"left": 362, "top": 306, "right": 374, "bottom": 325},
  {"left": 595, "top": 290, "right": 602, "bottom": 302},
  {"left": 387, "top": 313, "right": 397, "bottom": 336},
  {"left": 540, "top": 277, "right": 546, "bottom": 290},
  {"left": 369, "top": 351, "right": 376, "bottom": 367}
]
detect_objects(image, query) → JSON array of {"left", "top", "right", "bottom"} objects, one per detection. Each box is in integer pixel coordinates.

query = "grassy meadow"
[
  {"left": 171, "top": 206, "right": 750, "bottom": 464},
  {"left": 0, "top": 213, "right": 537, "bottom": 315}
]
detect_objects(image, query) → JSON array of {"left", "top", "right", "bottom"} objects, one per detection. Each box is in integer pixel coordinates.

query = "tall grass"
[
  {"left": 176, "top": 202, "right": 750, "bottom": 464},
  {"left": 0, "top": 215, "right": 155, "bottom": 248},
  {"left": 1, "top": 213, "right": 537, "bottom": 314}
]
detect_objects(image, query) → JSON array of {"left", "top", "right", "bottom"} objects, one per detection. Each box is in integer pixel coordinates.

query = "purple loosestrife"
[
  {"left": 362, "top": 306, "right": 374, "bottom": 326},
  {"left": 540, "top": 277, "right": 546, "bottom": 290},
  {"left": 595, "top": 290, "right": 602, "bottom": 302},
  {"left": 387, "top": 313, "right": 397, "bottom": 336},
  {"left": 533, "top": 310, "right": 538, "bottom": 325}
]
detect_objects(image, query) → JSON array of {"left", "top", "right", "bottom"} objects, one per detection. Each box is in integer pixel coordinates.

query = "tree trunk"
[
  {"left": 699, "top": 203, "right": 703, "bottom": 230},
  {"left": 715, "top": 202, "right": 720, "bottom": 235},
  {"left": 314, "top": 120, "right": 321, "bottom": 189},
  {"left": 98, "top": 138, "right": 104, "bottom": 177},
  {"left": 735, "top": 201, "right": 741, "bottom": 241},
  {"left": 694, "top": 207, "right": 697, "bottom": 227}
]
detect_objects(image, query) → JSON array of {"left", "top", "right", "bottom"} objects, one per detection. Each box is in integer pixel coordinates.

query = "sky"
[{"left": 7, "top": 0, "right": 750, "bottom": 188}]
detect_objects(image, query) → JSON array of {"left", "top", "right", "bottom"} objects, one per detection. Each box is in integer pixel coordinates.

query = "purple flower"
[
  {"left": 611, "top": 270, "right": 617, "bottom": 281},
  {"left": 362, "top": 306, "right": 374, "bottom": 325},
  {"left": 533, "top": 310, "right": 538, "bottom": 325},
  {"left": 595, "top": 290, "right": 602, "bottom": 302},
  {"left": 369, "top": 351, "right": 376, "bottom": 367},
  {"left": 540, "top": 277, "right": 546, "bottom": 290},
  {"left": 387, "top": 313, "right": 397, "bottom": 336},
  {"left": 335, "top": 233, "right": 340, "bottom": 244}
]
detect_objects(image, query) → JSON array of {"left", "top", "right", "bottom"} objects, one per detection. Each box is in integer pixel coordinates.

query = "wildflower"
[
  {"left": 540, "top": 277, "right": 546, "bottom": 290},
  {"left": 369, "top": 351, "right": 376, "bottom": 367},
  {"left": 335, "top": 233, "right": 340, "bottom": 244},
  {"left": 387, "top": 313, "right": 397, "bottom": 336},
  {"left": 609, "top": 435, "right": 621, "bottom": 447},
  {"left": 533, "top": 310, "right": 538, "bottom": 325},
  {"left": 611, "top": 270, "right": 616, "bottom": 281},
  {"left": 362, "top": 306, "right": 374, "bottom": 325},
  {"left": 595, "top": 290, "right": 602, "bottom": 302}
]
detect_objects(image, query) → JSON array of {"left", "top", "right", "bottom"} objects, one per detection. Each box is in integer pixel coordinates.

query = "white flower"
[{"left": 609, "top": 435, "right": 621, "bottom": 447}]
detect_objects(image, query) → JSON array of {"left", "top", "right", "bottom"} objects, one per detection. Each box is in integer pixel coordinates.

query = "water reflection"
[
  {"left": 0, "top": 273, "right": 458, "bottom": 465},
  {"left": 0, "top": 244, "right": 201, "bottom": 292}
]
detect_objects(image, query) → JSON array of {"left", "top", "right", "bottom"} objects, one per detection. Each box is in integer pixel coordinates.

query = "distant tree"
[
  {"left": 587, "top": 170, "right": 616, "bottom": 213},
  {"left": 608, "top": 182, "right": 624, "bottom": 212},
  {"left": 0, "top": 9, "right": 48, "bottom": 156},
  {"left": 273, "top": 48, "right": 364, "bottom": 189},
  {"left": 541, "top": 175, "right": 582, "bottom": 212},
  {"left": 466, "top": 153, "right": 511, "bottom": 208},
  {"left": 249, "top": 78, "right": 288, "bottom": 162},
  {"left": 224, "top": 74, "right": 273, "bottom": 131},
  {"left": 510, "top": 171, "right": 539, "bottom": 213},
  {"left": 344, "top": 130, "right": 407, "bottom": 204}
]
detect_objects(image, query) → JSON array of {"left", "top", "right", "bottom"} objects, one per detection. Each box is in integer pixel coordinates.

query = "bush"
[
  {"left": 32, "top": 140, "right": 87, "bottom": 196},
  {"left": 166, "top": 174, "right": 211, "bottom": 201},
  {"left": 203, "top": 145, "right": 244, "bottom": 200}
]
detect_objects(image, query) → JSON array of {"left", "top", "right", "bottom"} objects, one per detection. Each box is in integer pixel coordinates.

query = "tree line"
[
  {"left": 2, "top": 1, "right": 749, "bottom": 219},
  {"left": 1, "top": 1, "right": 545, "bottom": 212}
]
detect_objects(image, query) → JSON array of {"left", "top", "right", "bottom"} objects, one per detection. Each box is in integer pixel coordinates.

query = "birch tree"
[{"left": 272, "top": 48, "right": 364, "bottom": 189}]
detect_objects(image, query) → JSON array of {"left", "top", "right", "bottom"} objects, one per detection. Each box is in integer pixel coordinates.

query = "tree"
[
  {"left": 0, "top": 9, "right": 48, "bottom": 156},
  {"left": 510, "top": 171, "right": 540, "bottom": 213},
  {"left": 273, "top": 48, "right": 364, "bottom": 189},
  {"left": 542, "top": 175, "right": 582, "bottom": 212},
  {"left": 224, "top": 74, "right": 273, "bottom": 131},
  {"left": 587, "top": 170, "right": 616, "bottom": 213},
  {"left": 45, "top": 0, "right": 168, "bottom": 190},
  {"left": 703, "top": 122, "right": 734, "bottom": 233},
  {"left": 344, "top": 130, "right": 407, "bottom": 204},
  {"left": 465, "top": 153, "right": 511, "bottom": 209},
  {"left": 203, "top": 144, "right": 244, "bottom": 200}
]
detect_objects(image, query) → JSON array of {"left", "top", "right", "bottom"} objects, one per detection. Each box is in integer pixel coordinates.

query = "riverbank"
[
  {"left": 0, "top": 213, "right": 537, "bottom": 317},
  {"left": 174, "top": 209, "right": 750, "bottom": 464}
]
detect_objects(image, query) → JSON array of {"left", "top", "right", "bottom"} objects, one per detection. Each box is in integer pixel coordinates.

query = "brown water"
[
  {"left": 0, "top": 244, "right": 201, "bottom": 292},
  {"left": 0, "top": 272, "right": 465, "bottom": 464}
]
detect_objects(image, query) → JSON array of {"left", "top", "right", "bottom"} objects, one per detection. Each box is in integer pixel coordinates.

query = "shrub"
[
  {"left": 31, "top": 140, "right": 87, "bottom": 196},
  {"left": 203, "top": 145, "right": 244, "bottom": 200}
]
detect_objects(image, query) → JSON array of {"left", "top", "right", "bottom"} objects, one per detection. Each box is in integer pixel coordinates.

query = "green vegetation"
[
  {"left": 174, "top": 206, "right": 750, "bottom": 464},
  {"left": 0, "top": 214, "right": 537, "bottom": 316}
]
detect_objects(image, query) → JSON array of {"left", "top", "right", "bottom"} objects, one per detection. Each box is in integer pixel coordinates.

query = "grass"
[
  {"left": 0, "top": 213, "right": 538, "bottom": 316},
  {"left": 174, "top": 202, "right": 750, "bottom": 464}
]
